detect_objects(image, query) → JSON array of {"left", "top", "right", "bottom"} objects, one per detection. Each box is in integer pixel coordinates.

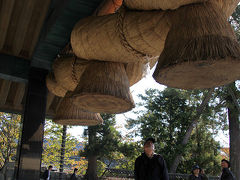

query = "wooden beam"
[
  {"left": 38, "top": 0, "right": 70, "bottom": 41},
  {"left": 46, "top": 92, "right": 55, "bottom": 111},
  {"left": 0, "top": 102, "right": 23, "bottom": 114},
  {"left": 0, "top": 0, "right": 15, "bottom": 50},
  {"left": 30, "top": 0, "right": 70, "bottom": 70},
  {"left": 1, "top": 0, "right": 23, "bottom": 55},
  {"left": 0, "top": 53, "right": 30, "bottom": 82},
  {"left": 13, "top": 83, "right": 26, "bottom": 107},
  {"left": 26, "top": 0, "right": 51, "bottom": 58},
  {"left": 12, "top": 0, "right": 35, "bottom": 55},
  {"left": 0, "top": 101, "right": 56, "bottom": 118},
  {"left": 0, "top": 80, "right": 12, "bottom": 106},
  {"left": 45, "top": 109, "right": 56, "bottom": 119}
]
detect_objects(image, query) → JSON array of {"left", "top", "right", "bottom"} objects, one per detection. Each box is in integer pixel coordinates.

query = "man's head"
[
  {"left": 192, "top": 165, "right": 200, "bottom": 175},
  {"left": 48, "top": 165, "right": 53, "bottom": 170},
  {"left": 221, "top": 159, "right": 230, "bottom": 168},
  {"left": 144, "top": 138, "right": 155, "bottom": 156}
]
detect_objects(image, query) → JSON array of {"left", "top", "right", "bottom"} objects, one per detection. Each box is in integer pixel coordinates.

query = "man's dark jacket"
[
  {"left": 41, "top": 170, "right": 49, "bottom": 180},
  {"left": 134, "top": 153, "right": 169, "bottom": 180},
  {"left": 188, "top": 174, "right": 202, "bottom": 180},
  {"left": 220, "top": 168, "right": 235, "bottom": 180},
  {"left": 70, "top": 173, "right": 78, "bottom": 180}
]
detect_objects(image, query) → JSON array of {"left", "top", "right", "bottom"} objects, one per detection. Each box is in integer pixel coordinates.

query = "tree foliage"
[
  {"left": 0, "top": 113, "right": 21, "bottom": 170},
  {"left": 82, "top": 114, "right": 139, "bottom": 178},
  {"left": 82, "top": 114, "right": 121, "bottom": 158},
  {"left": 126, "top": 88, "right": 223, "bottom": 175},
  {"left": 41, "top": 119, "right": 86, "bottom": 173}
]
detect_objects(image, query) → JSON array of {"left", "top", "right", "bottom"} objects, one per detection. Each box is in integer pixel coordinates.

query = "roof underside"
[{"left": 0, "top": 0, "right": 104, "bottom": 117}]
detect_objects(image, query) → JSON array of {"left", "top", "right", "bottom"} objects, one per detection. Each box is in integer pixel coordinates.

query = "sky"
[{"left": 68, "top": 67, "right": 230, "bottom": 147}]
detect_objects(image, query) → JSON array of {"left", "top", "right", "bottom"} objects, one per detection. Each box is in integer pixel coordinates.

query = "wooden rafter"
[
  {"left": 13, "top": 83, "right": 25, "bottom": 107},
  {"left": 26, "top": 0, "right": 51, "bottom": 57},
  {"left": 0, "top": 0, "right": 15, "bottom": 50},
  {"left": 12, "top": 0, "right": 35, "bottom": 55},
  {"left": 0, "top": 80, "right": 12, "bottom": 106},
  {"left": 39, "top": 0, "right": 70, "bottom": 41},
  {"left": 0, "top": 0, "right": 51, "bottom": 59}
]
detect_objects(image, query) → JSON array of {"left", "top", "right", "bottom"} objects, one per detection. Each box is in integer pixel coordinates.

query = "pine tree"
[{"left": 126, "top": 88, "right": 223, "bottom": 175}]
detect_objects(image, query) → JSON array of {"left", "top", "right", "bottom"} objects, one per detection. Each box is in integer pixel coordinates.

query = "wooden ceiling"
[
  {"left": 0, "top": 0, "right": 104, "bottom": 117},
  {"left": 0, "top": 78, "right": 62, "bottom": 118},
  {"left": 0, "top": 0, "right": 51, "bottom": 59}
]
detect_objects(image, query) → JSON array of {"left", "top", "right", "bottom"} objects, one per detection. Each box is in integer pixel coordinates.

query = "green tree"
[
  {"left": 230, "top": 5, "right": 240, "bottom": 40},
  {"left": 0, "top": 113, "right": 21, "bottom": 171},
  {"left": 218, "top": 82, "right": 240, "bottom": 180},
  {"left": 118, "top": 140, "right": 141, "bottom": 171},
  {"left": 126, "top": 88, "right": 222, "bottom": 175},
  {"left": 228, "top": 6, "right": 240, "bottom": 179},
  {"left": 41, "top": 119, "right": 82, "bottom": 171},
  {"left": 82, "top": 114, "right": 122, "bottom": 179},
  {"left": 82, "top": 114, "right": 138, "bottom": 179},
  {"left": 178, "top": 120, "right": 222, "bottom": 175}
]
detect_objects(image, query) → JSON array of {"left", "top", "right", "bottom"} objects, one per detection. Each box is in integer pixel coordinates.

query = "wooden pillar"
[{"left": 15, "top": 67, "right": 48, "bottom": 180}]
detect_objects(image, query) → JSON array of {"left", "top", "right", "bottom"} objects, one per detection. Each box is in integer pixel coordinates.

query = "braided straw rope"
[
  {"left": 53, "top": 56, "right": 88, "bottom": 91},
  {"left": 153, "top": 2, "right": 240, "bottom": 90},
  {"left": 71, "top": 10, "right": 170, "bottom": 63},
  {"left": 123, "top": 0, "right": 239, "bottom": 17},
  {"left": 116, "top": 6, "right": 153, "bottom": 62},
  {"left": 46, "top": 72, "right": 67, "bottom": 97},
  {"left": 54, "top": 97, "right": 103, "bottom": 126},
  {"left": 123, "top": 0, "right": 206, "bottom": 10}
]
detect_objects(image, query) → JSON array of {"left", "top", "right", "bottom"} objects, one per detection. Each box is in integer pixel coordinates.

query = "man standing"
[
  {"left": 220, "top": 159, "right": 235, "bottom": 180},
  {"left": 42, "top": 165, "right": 53, "bottom": 180},
  {"left": 134, "top": 138, "right": 169, "bottom": 180}
]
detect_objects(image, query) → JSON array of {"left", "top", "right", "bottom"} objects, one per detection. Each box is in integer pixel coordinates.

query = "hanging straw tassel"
[
  {"left": 72, "top": 61, "right": 135, "bottom": 114},
  {"left": 46, "top": 72, "right": 67, "bottom": 97},
  {"left": 153, "top": 2, "right": 240, "bottom": 90},
  {"left": 211, "top": 0, "right": 240, "bottom": 17},
  {"left": 124, "top": 0, "right": 206, "bottom": 10},
  {"left": 123, "top": 0, "right": 239, "bottom": 15},
  {"left": 53, "top": 97, "right": 103, "bottom": 126},
  {"left": 53, "top": 57, "right": 88, "bottom": 91},
  {"left": 71, "top": 10, "right": 170, "bottom": 63}
]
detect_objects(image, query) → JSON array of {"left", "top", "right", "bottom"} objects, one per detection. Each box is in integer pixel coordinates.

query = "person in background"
[
  {"left": 42, "top": 165, "right": 53, "bottom": 180},
  {"left": 199, "top": 168, "right": 208, "bottom": 180},
  {"left": 220, "top": 159, "right": 235, "bottom": 180},
  {"left": 189, "top": 165, "right": 202, "bottom": 180},
  {"left": 134, "top": 137, "right": 169, "bottom": 180},
  {"left": 70, "top": 168, "right": 78, "bottom": 180}
]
